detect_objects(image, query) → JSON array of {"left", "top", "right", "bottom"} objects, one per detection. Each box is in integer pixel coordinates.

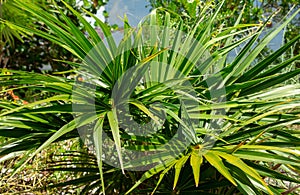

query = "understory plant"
[{"left": 0, "top": 0, "right": 299, "bottom": 194}]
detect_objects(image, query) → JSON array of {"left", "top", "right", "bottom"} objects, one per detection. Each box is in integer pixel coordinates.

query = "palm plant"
[{"left": 0, "top": 0, "right": 299, "bottom": 194}]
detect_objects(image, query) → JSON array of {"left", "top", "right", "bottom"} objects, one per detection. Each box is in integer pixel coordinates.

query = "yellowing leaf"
[
  {"left": 190, "top": 148, "right": 203, "bottom": 187},
  {"left": 214, "top": 151, "right": 273, "bottom": 195},
  {"left": 204, "top": 151, "right": 237, "bottom": 186},
  {"left": 173, "top": 155, "right": 190, "bottom": 189}
]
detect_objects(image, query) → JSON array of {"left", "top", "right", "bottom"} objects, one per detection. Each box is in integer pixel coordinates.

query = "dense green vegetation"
[
  {"left": 0, "top": 0, "right": 299, "bottom": 194},
  {"left": 0, "top": 0, "right": 106, "bottom": 72}
]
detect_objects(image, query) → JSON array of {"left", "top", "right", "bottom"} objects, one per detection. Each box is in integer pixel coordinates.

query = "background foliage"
[{"left": 0, "top": 0, "right": 107, "bottom": 72}]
